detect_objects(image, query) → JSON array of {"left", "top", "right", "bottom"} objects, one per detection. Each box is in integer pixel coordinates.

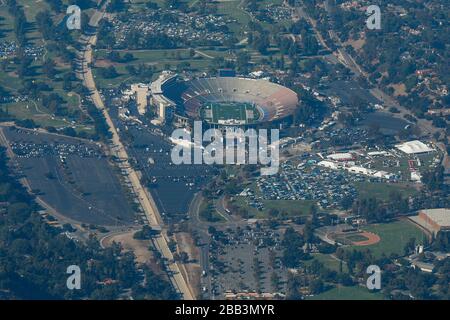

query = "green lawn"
[
  {"left": 198, "top": 199, "right": 226, "bottom": 223},
  {"left": 0, "top": 5, "right": 15, "bottom": 41},
  {"left": 355, "top": 181, "right": 418, "bottom": 200},
  {"left": 307, "top": 285, "right": 384, "bottom": 300},
  {"left": 93, "top": 48, "right": 217, "bottom": 88},
  {"left": 216, "top": 0, "right": 252, "bottom": 38},
  {"left": 305, "top": 253, "right": 348, "bottom": 273},
  {"left": 348, "top": 219, "right": 427, "bottom": 258},
  {"left": 234, "top": 196, "right": 315, "bottom": 219},
  {"left": 203, "top": 102, "right": 258, "bottom": 124}
]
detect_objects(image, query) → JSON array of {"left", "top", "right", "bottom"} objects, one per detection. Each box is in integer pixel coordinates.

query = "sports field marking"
[{"left": 352, "top": 232, "right": 381, "bottom": 246}]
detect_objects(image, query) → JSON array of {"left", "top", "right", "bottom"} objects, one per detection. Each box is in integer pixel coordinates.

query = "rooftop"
[
  {"left": 421, "top": 208, "right": 450, "bottom": 227},
  {"left": 395, "top": 140, "right": 434, "bottom": 154}
]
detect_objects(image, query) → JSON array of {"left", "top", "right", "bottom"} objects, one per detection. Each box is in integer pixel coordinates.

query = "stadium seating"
[{"left": 163, "top": 77, "right": 299, "bottom": 123}]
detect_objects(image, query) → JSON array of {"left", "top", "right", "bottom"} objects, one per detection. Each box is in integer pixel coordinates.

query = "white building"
[
  {"left": 318, "top": 160, "right": 339, "bottom": 170},
  {"left": 150, "top": 71, "right": 177, "bottom": 123},
  {"left": 326, "top": 152, "right": 355, "bottom": 161},
  {"left": 395, "top": 140, "right": 434, "bottom": 154},
  {"left": 130, "top": 84, "right": 150, "bottom": 115}
]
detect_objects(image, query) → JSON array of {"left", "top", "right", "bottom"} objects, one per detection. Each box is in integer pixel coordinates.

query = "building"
[
  {"left": 130, "top": 84, "right": 150, "bottom": 115},
  {"left": 395, "top": 140, "right": 434, "bottom": 155},
  {"left": 318, "top": 160, "right": 339, "bottom": 170},
  {"left": 326, "top": 152, "right": 355, "bottom": 161},
  {"left": 160, "top": 75, "right": 299, "bottom": 128},
  {"left": 150, "top": 71, "right": 177, "bottom": 123},
  {"left": 413, "top": 208, "right": 450, "bottom": 235},
  {"left": 348, "top": 166, "right": 375, "bottom": 176},
  {"left": 411, "top": 171, "right": 422, "bottom": 182}
]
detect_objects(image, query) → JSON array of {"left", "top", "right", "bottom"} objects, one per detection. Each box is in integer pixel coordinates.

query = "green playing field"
[{"left": 202, "top": 102, "right": 259, "bottom": 124}]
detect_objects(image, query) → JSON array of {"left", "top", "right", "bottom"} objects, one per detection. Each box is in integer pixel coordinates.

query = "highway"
[{"left": 76, "top": 2, "right": 194, "bottom": 300}]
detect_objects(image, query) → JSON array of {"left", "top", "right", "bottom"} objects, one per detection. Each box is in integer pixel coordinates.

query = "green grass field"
[
  {"left": 335, "top": 233, "right": 370, "bottom": 245},
  {"left": 93, "top": 48, "right": 219, "bottom": 88},
  {"left": 201, "top": 102, "right": 259, "bottom": 124},
  {"left": 355, "top": 181, "right": 418, "bottom": 200},
  {"left": 234, "top": 196, "right": 315, "bottom": 218},
  {"left": 348, "top": 219, "right": 427, "bottom": 258},
  {"left": 0, "top": 0, "right": 93, "bottom": 131},
  {"left": 305, "top": 253, "right": 349, "bottom": 273},
  {"left": 306, "top": 285, "right": 384, "bottom": 300}
]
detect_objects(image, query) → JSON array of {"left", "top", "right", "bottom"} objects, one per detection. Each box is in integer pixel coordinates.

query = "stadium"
[{"left": 159, "top": 75, "right": 299, "bottom": 127}]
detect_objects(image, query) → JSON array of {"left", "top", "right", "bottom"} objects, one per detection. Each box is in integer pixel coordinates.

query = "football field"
[{"left": 203, "top": 102, "right": 259, "bottom": 124}]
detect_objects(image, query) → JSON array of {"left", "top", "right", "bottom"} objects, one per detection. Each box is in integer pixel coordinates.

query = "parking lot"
[
  {"left": 2, "top": 127, "right": 136, "bottom": 226},
  {"left": 237, "top": 158, "right": 360, "bottom": 211},
  {"left": 208, "top": 224, "right": 287, "bottom": 298},
  {"left": 104, "top": 94, "right": 217, "bottom": 222}
]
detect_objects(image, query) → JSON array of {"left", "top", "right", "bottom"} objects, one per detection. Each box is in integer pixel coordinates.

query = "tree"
[
  {"left": 43, "top": 59, "right": 56, "bottom": 79},
  {"left": 309, "top": 279, "right": 324, "bottom": 294},
  {"left": 99, "top": 66, "right": 119, "bottom": 79}
]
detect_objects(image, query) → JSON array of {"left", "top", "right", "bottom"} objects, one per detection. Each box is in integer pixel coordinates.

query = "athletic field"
[{"left": 202, "top": 102, "right": 259, "bottom": 124}]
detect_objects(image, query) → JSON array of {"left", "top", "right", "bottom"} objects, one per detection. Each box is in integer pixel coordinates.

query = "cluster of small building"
[
  {"left": 318, "top": 152, "right": 396, "bottom": 180},
  {"left": 119, "top": 71, "right": 178, "bottom": 126},
  {"left": 107, "top": 9, "right": 233, "bottom": 48},
  {"left": 317, "top": 140, "right": 437, "bottom": 183},
  {"left": 0, "top": 94, "right": 28, "bottom": 104},
  {"left": 256, "top": 4, "right": 294, "bottom": 22},
  {"left": 0, "top": 41, "right": 17, "bottom": 59},
  {"left": 0, "top": 41, "right": 44, "bottom": 59}
]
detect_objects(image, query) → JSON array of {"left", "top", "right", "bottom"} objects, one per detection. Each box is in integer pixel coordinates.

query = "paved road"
[
  {"left": 187, "top": 193, "right": 212, "bottom": 298},
  {"left": 287, "top": 0, "right": 437, "bottom": 137},
  {"left": 76, "top": 3, "right": 194, "bottom": 300},
  {"left": 322, "top": 0, "right": 437, "bottom": 136}
]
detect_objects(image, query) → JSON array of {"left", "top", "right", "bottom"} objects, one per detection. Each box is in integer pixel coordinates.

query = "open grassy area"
[
  {"left": 93, "top": 48, "right": 219, "bottom": 88},
  {"left": 198, "top": 198, "right": 226, "bottom": 223},
  {"left": 0, "top": 1, "right": 92, "bottom": 131},
  {"left": 304, "top": 253, "right": 348, "bottom": 273},
  {"left": 0, "top": 102, "right": 93, "bottom": 132},
  {"left": 216, "top": 0, "right": 252, "bottom": 38},
  {"left": 234, "top": 196, "right": 315, "bottom": 219},
  {"left": 348, "top": 219, "right": 427, "bottom": 258},
  {"left": 355, "top": 181, "right": 418, "bottom": 200},
  {"left": 232, "top": 179, "right": 318, "bottom": 219},
  {"left": 306, "top": 285, "right": 384, "bottom": 300},
  {"left": 0, "top": 4, "right": 15, "bottom": 41},
  {"left": 202, "top": 102, "right": 258, "bottom": 124}
]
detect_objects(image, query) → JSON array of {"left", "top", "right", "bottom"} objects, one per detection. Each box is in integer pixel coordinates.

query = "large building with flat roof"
[
  {"left": 395, "top": 140, "right": 434, "bottom": 154},
  {"left": 414, "top": 208, "right": 450, "bottom": 235}
]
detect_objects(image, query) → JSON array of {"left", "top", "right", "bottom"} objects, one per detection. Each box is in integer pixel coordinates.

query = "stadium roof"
[
  {"left": 150, "top": 71, "right": 177, "bottom": 94},
  {"left": 395, "top": 140, "right": 434, "bottom": 154},
  {"left": 421, "top": 209, "right": 450, "bottom": 227}
]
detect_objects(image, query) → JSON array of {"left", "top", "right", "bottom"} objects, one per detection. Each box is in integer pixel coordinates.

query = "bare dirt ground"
[
  {"left": 345, "top": 37, "right": 366, "bottom": 51},
  {"left": 94, "top": 59, "right": 116, "bottom": 68},
  {"left": 390, "top": 83, "right": 407, "bottom": 97},
  {"left": 102, "top": 230, "right": 152, "bottom": 264},
  {"left": 353, "top": 231, "right": 381, "bottom": 246},
  {"left": 175, "top": 232, "right": 201, "bottom": 298}
]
